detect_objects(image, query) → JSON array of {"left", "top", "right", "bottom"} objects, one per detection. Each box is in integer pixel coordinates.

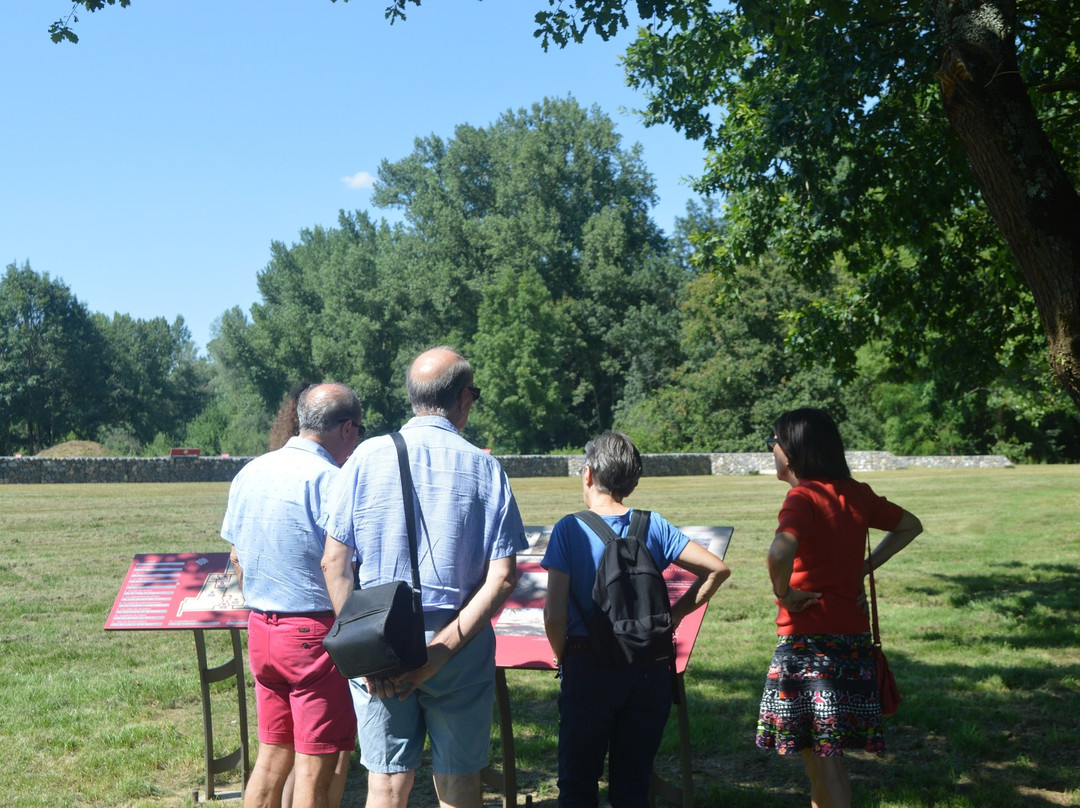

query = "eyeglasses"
[
  {"left": 766, "top": 437, "right": 780, "bottom": 451},
  {"left": 338, "top": 418, "right": 366, "bottom": 438},
  {"left": 466, "top": 386, "right": 482, "bottom": 402}
]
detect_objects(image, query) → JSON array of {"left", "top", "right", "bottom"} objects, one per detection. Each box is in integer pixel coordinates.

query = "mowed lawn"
[{"left": 1, "top": 466, "right": 1078, "bottom": 807}]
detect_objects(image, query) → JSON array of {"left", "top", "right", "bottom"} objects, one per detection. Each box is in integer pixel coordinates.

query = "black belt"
[{"left": 250, "top": 608, "right": 335, "bottom": 619}]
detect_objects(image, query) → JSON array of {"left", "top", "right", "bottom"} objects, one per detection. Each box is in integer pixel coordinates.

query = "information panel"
[
  {"left": 491, "top": 526, "right": 733, "bottom": 673},
  {"left": 105, "top": 552, "right": 248, "bottom": 631}
]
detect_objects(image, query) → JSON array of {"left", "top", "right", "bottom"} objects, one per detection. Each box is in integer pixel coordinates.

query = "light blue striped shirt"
[
  {"left": 321, "top": 416, "right": 527, "bottom": 612},
  {"left": 221, "top": 436, "right": 338, "bottom": 612}
]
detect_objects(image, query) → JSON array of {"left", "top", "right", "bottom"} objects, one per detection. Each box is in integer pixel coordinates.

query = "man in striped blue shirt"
[{"left": 322, "top": 347, "right": 527, "bottom": 808}]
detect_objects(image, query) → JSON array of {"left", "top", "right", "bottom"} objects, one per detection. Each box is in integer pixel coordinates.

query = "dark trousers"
[{"left": 556, "top": 651, "right": 673, "bottom": 808}]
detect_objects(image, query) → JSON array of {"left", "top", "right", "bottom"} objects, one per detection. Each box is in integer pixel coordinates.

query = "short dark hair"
[
  {"left": 406, "top": 347, "right": 473, "bottom": 417},
  {"left": 772, "top": 408, "right": 851, "bottom": 481},
  {"left": 583, "top": 431, "right": 643, "bottom": 500},
  {"left": 297, "top": 383, "right": 362, "bottom": 435}
]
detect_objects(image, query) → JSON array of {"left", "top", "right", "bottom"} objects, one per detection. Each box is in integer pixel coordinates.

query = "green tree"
[
  {"left": 210, "top": 211, "right": 414, "bottom": 436},
  {"left": 213, "top": 97, "right": 681, "bottom": 452},
  {"left": 0, "top": 262, "right": 108, "bottom": 453},
  {"left": 617, "top": 246, "right": 847, "bottom": 452},
  {"left": 529, "top": 0, "right": 1080, "bottom": 413},
  {"left": 620, "top": 202, "right": 1078, "bottom": 460},
  {"left": 48, "top": 2, "right": 1080, "bottom": 407},
  {"left": 850, "top": 338, "right": 1080, "bottom": 462},
  {"left": 469, "top": 266, "right": 566, "bottom": 452},
  {"left": 94, "top": 312, "right": 210, "bottom": 447},
  {"left": 375, "top": 97, "right": 679, "bottom": 449}
]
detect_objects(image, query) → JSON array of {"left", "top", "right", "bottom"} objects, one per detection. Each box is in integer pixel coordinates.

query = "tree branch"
[{"left": 1037, "top": 75, "right": 1080, "bottom": 94}]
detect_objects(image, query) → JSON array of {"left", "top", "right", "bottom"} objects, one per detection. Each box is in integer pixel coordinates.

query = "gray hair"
[
  {"left": 583, "top": 431, "right": 642, "bottom": 499},
  {"left": 297, "top": 383, "right": 362, "bottom": 435},
  {"left": 406, "top": 347, "right": 473, "bottom": 417}
]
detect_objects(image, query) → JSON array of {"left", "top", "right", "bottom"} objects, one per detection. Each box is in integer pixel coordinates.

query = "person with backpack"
[{"left": 542, "top": 431, "right": 731, "bottom": 808}]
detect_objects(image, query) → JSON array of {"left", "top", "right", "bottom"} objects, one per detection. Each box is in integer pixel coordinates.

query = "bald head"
[
  {"left": 297, "top": 383, "right": 362, "bottom": 436},
  {"left": 295, "top": 382, "right": 364, "bottom": 466},
  {"left": 406, "top": 347, "right": 473, "bottom": 418}
]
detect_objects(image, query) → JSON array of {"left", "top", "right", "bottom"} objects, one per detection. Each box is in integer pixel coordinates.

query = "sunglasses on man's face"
[
  {"left": 766, "top": 437, "right": 780, "bottom": 451},
  {"left": 338, "top": 418, "right": 366, "bottom": 438}
]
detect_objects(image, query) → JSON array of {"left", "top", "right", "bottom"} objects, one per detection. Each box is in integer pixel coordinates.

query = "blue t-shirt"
[
  {"left": 220, "top": 436, "right": 339, "bottom": 613},
  {"left": 541, "top": 509, "right": 690, "bottom": 636}
]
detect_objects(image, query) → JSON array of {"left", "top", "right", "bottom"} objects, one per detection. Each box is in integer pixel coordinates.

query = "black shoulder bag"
[{"left": 323, "top": 432, "right": 428, "bottom": 679}]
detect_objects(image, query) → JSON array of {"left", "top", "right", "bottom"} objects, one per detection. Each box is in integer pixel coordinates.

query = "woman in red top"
[{"left": 755, "top": 408, "right": 922, "bottom": 808}]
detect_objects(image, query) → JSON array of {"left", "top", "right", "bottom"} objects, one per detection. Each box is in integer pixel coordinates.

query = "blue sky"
[{"left": 2, "top": 1, "right": 708, "bottom": 354}]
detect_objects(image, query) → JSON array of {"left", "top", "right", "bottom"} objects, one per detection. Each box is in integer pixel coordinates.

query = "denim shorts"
[{"left": 351, "top": 616, "right": 495, "bottom": 774}]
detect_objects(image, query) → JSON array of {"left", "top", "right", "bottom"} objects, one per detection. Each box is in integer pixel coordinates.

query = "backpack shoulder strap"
[
  {"left": 575, "top": 509, "right": 652, "bottom": 544},
  {"left": 574, "top": 510, "right": 619, "bottom": 545},
  {"left": 627, "top": 509, "right": 651, "bottom": 542}
]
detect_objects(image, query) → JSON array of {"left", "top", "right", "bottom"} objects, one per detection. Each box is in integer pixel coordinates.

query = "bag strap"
[
  {"left": 627, "top": 509, "right": 651, "bottom": 542},
  {"left": 568, "top": 509, "right": 654, "bottom": 620},
  {"left": 390, "top": 432, "right": 423, "bottom": 605},
  {"left": 866, "top": 529, "right": 882, "bottom": 647},
  {"left": 567, "top": 509, "right": 623, "bottom": 624},
  {"left": 568, "top": 511, "right": 609, "bottom": 622},
  {"left": 574, "top": 509, "right": 619, "bottom": 544},
  {"left": 573, "top": 509, "right": 650, "bottom": 544}
]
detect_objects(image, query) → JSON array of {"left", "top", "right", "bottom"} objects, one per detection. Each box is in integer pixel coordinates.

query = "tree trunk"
[{"left": 937, "top": 1, "right": 1080, "bottom": 409}]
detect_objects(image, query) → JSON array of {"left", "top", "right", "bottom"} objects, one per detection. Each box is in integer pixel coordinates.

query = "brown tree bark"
[{"left": 937, "top": 1, "right": 1080, "bottom": 408}]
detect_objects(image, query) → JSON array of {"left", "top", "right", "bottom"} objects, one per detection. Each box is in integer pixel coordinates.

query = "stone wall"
[
  {"left": 0, "top": 451, "right": 1014, "bottom": 484},
  {"left": 0, "top": 455, "right": 253, "bottom": 484}
]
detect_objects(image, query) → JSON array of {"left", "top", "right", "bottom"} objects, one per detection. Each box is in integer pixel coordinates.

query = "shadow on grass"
[
  {"left": 492, "top": 561, "right": 1080, "bottom": 808},
  {"left": 661, "top": 659, "right": 1074, "bottom": 807},
  {"left": 935, "top": 563, "right": 1080, "bottom": 649}
]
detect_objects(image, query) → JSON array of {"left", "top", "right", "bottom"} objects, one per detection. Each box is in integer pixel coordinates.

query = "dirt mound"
[{"left": 36, "top": 440, "right": 110, "bottom": 458}]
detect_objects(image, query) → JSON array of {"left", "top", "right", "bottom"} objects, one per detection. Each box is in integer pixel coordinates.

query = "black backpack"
[{"left": 571, "top": 509, "right": 675, "bottom": 666}]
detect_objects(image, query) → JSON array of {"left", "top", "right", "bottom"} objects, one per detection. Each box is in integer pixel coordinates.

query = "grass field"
[{"left": 1, "top": 466, "right": 1078, "bottom": 807}]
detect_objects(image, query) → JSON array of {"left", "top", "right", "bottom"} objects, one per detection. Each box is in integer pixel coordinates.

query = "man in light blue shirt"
[
  {"left": 321, "top": 347, "right": 527, "bottom": 808},
  {"left": 222, "top": 382, "right": 365, "bottom": 808}
]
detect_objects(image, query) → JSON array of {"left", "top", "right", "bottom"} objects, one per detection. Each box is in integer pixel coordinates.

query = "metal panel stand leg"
[
  {"left": 481, "top": 667, "right": 517, "bottom": 808},
  {"left": 193, "top": 629, "right": 251, "bottom": 802},
  {"left": 648, "top": 672, "right": 694, "bottom": 808}
]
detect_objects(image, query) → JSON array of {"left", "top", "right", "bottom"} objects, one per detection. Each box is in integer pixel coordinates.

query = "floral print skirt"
[{"left": 755, "top": 633, "right": 884, "bottom": 757}]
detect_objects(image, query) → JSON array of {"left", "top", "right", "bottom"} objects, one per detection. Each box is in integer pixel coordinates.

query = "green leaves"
[
  {"left": 211, "top": 97, "right": 678, "bottom": 453},
  {"left": 49, "top": 0, "right": 132, "bottom": 44},
  {"left": 601, "top": 0, "right": 1080, "bottom": 412},
  {"left": 0, "top": 263, "right": 106, "bottom": 453}
]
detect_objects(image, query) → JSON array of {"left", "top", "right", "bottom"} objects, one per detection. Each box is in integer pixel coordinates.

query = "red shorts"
[{"left": 247, "top": 611, "right": 356, "bottom": 755}]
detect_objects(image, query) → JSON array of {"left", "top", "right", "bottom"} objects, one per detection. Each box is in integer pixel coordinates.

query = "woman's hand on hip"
[{"left": 780, "top": 587, "right": 821, "bottom": 613}]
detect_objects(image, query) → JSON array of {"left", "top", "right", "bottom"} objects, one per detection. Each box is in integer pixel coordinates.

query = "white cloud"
[{"left": 341, "top": 171, "right": 376, "bottom": 190}]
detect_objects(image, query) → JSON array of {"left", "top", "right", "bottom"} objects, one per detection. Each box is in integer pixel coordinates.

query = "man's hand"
[
  {"left": 363, "top": 644, "right": 452, "bottom": 700},
  {"left": 360, "top": 674, "right": 414, "bottom": 699},
  {"left": 228, "top": 546, "right": 244, "bottom": 593},
  {"left": 361, "top": 677, "right": 392, "bottom": 698},
  {"left": 366, "top": 556, "right": 518, "bottom": 701}
]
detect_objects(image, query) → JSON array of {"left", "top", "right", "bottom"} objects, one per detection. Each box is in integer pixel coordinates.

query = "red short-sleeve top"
[{"left": 775, "top": 478, "right": 903, "bottom": 635}]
